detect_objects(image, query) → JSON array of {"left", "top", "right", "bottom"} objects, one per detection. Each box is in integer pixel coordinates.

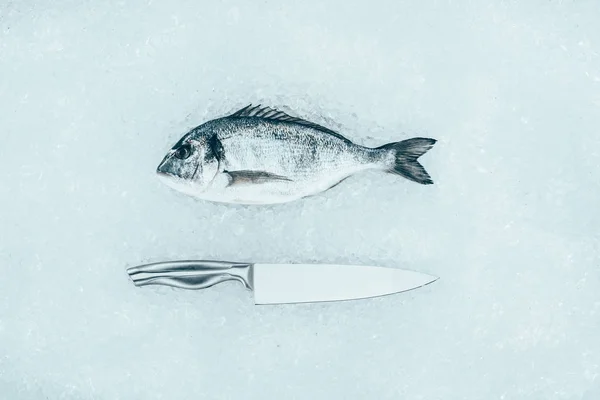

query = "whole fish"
[{"left": 156, "top": 104, "right": 436, "bottom": 205}]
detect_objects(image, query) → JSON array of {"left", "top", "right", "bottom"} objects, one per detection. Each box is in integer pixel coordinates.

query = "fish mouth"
[
  {"left": 156, "top": 169, "right": 182, "bottom": 188},
  {"left": 156, "top": 168, "right": 178, "bottom": 188},
  {"left": 155, "top": 166, "right": 202, "bottom": 198},
  {"left": 156, "top": 158, "right": 171, "bottom": 176},
  {"left": 155, "top": 164, "right": 182, "bottom": 189},
  {"left": 156, "top": 159, "right": 181, "bottom": 182},
  {"left": 156, "top": 168, "right": 173, "bottom": 178}
]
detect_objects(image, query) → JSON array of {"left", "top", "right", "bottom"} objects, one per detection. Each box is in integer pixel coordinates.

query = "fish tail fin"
[{"left": 378, "top": 138, "right": 436, "bottom": 185}]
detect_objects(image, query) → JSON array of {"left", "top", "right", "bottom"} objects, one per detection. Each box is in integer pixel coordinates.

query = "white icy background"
[{"left": 1, "top": 1, "right": 599, "bottom": 399}]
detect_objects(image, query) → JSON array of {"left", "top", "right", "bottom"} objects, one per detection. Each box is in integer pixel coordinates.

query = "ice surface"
[{"left": 1, "top": 0, "right": 599, "bottom": 399}]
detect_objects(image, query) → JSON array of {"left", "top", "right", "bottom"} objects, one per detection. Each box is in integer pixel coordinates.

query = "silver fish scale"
[{"left": 215, "top": 118, "right": 370, "bottom": 180}]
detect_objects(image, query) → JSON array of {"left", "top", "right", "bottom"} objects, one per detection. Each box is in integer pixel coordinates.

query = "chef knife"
[{"left": 126, "top": 260, "right": 438, "bottom": 305}]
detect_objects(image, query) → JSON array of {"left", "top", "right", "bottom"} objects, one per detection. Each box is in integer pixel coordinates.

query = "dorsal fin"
[{"left": 227, "top": 104, "right": 350, "bottom": 142}]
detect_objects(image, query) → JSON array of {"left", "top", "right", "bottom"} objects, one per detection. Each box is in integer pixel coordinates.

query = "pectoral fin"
[{"left": 225, "top": 170, "right": 292, "bottom": 186}]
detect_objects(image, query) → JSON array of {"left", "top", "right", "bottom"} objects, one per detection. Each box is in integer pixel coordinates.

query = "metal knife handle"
[{"left": 126, "top": 260, "right": 254, "bottom": 291}]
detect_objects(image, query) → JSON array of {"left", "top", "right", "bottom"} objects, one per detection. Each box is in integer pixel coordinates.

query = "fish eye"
[{"left": 174, "top": 144, "right": 192, "bottom": 160}]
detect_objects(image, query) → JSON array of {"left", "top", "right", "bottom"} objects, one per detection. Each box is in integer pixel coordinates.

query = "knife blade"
[{"left": 126, "top": 260, "right": 438, "bottom": 305}]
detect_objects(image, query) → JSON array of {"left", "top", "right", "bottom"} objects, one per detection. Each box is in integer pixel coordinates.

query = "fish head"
[{"left": 156, "top": 133, "right": 220, "bottom": 196}]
